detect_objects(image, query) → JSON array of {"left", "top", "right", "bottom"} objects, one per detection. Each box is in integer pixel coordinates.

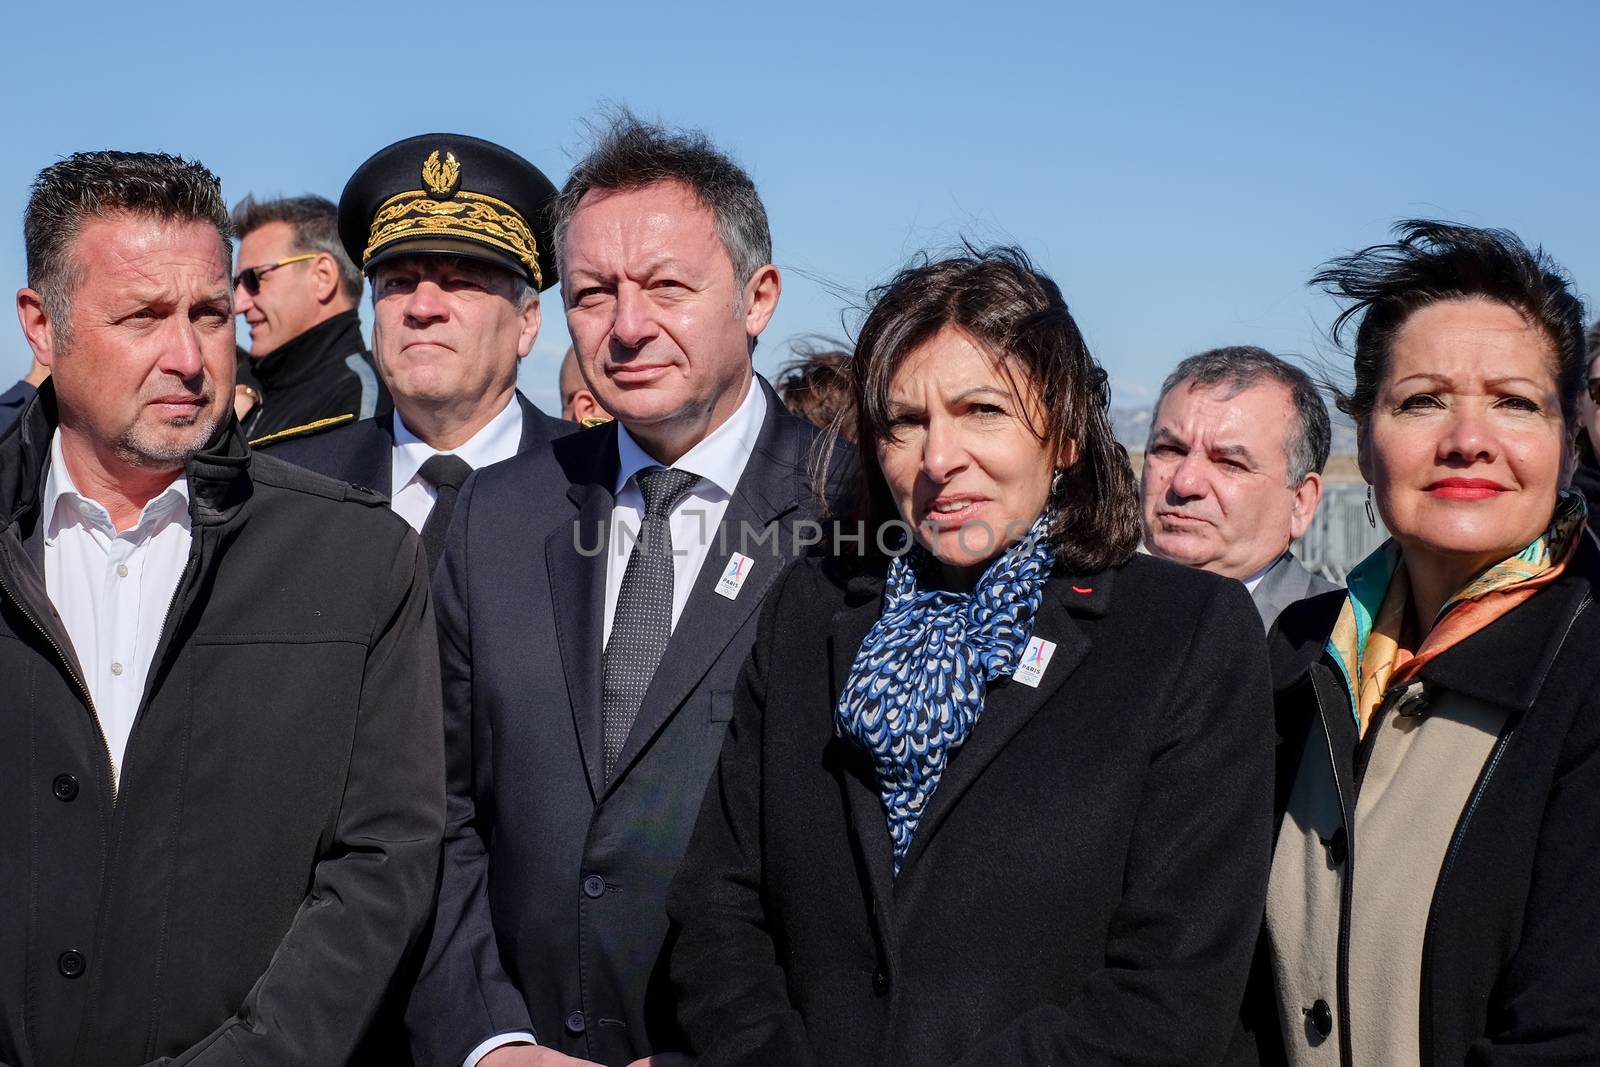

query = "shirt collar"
[
  {"left": 393, "top": 392, "right": 523, "bottom": 490},
  {"left": 614, "top": 374, "right": 767, "bottom": 498},
  {"left": 43, "top": 431, "right": 190, "bottom": 542},
  {"left": 1241, "top": 553, "right": 1287, "bottom": 594}
]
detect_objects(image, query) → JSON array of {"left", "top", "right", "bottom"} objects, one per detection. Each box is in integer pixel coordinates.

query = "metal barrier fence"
[{"left": 1295, "top": 483, "right": 1388, "bottom": 583}]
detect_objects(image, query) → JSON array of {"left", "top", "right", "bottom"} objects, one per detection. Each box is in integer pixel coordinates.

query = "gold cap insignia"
[{"left": 421, "top": 150, "right": 461, "bottom": 198}]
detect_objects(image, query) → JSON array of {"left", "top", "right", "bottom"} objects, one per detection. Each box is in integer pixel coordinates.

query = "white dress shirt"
[
  {"left": 390, "top": 395, "right": 524, "bottom": 533},
  {"left": 602, "top": 377, "right": 766, "bottom": 645},
  {"left": 42, "top": 433, "right": 191, "bottom": 790},
  {"left": 463, "top": 378, "right": 767, "bottom": 1067}
]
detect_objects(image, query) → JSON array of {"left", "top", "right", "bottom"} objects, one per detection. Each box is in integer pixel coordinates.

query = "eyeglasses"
[
  {"left": 1588, "top": 377, "right": 1600, "bottom": 406},
  {"left": 232, "top": 253, "right": 318, "bottom": 295}
]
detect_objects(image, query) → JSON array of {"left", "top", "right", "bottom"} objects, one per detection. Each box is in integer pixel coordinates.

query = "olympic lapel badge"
[
  {"left": 715, "top": 552, "right": 755, "bottom": 601},
  {"left": 1011, "top": 636, "right": 1057, "bottom": 688}
]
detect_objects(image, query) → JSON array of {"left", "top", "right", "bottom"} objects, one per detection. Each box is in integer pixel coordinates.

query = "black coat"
[
  {"left": 1247, "top": 530, "right": 1600, "bottom": 1065},
  {"left": 238, "top": 310, "right": 387, "bottom": 442},
  {"left": 264, "top": 390, "right": 568, "bottom": 495},
  {"left": 407, "top": 383, "right": 840, "bottom": 1067},
  {"left": 667, "top": 550, "right": 1276, "bottom": 1067},
  {"left": 0, "top": 388, "right": 445, "bottom": 1066}
]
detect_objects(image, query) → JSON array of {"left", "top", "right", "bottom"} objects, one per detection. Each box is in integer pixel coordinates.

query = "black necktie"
[
  {"left": 601, "top": 466, "right": 701, "bottom": 779},
  {"left": 419, "top": 453, "right": 473, "bottom": 569}
]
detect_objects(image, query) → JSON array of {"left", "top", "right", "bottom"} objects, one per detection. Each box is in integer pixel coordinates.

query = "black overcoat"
[
  {"left": 1243, "top": 530, "right": 1600, "bottom": 1065},
  {"left": 0, "top": 388, "right": 445, "bottom": 1066},
  {"left": 667, "top": 550, "right": 1276, "bottom": 1066}
]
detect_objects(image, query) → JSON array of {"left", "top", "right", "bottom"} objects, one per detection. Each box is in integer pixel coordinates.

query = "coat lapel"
[
  {"left": 604, "top": 404, "right": 808, "bottom": 790},
  {"left": 827, "top": 581, "right": 899, "bottom": 922},
  {"left": 349, "top": 414, "right": 397, "bottom": 497},
  {"left": 546, "top": 427, "right": 619, "bottom": 800},
  {"left": 895, "top": 573, "right": 1104, "bottom": 875}
]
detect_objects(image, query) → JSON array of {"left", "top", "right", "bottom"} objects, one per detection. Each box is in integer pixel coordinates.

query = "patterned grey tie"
[{"left": 601, "top": 466, "right": 701, "bottom": 779}]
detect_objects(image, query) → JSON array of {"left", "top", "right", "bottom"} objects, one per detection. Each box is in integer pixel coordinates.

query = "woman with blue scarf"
[
  {"left": 668, "top": 248, "right": 1275, "bottom": 1065},
  {"left": 1249, "top": 222, "right": 1600, "bottom": 1066}
]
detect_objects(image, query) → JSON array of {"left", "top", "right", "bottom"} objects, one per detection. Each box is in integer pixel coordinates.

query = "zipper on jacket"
[
  {"left": 1309, "top": 671, "right": 1356, "bottom": 1067},
  {"left": 0, "top": 564, "right": 118, "bottom": 801}
]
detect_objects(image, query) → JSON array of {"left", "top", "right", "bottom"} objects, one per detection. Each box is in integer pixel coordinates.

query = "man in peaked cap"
[{"left": 266, "top": 133, "right": 571, "bottom": 569}]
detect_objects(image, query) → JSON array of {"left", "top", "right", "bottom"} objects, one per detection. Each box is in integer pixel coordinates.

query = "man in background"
[
  {"left": 559, "top": 344, "right": 610, "bottom": 423},
  {"left": 232, "top": 193, "right": 384, "bottom": 440},
  {"left": 1141, "top": 345, "right": 1335, "bottom": 625},
  {"left": 0, "top": 356, "right": 48, "bottom": 434}
]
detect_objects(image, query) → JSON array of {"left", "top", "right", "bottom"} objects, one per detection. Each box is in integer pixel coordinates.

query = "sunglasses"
[
  {"left": 1589, "top": 377, "right": 1600, "bottom": 406},
  {"left": 232, "top": 253, "right": 318, "bottom": 295}
]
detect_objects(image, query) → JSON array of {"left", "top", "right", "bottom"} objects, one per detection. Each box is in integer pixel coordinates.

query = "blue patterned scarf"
[{"left": 835, "top": 517, "right": 1055, "bottom": 874}]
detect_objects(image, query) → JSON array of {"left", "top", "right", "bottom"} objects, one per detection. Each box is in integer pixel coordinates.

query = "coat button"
[
  {"left": 1306, "top": 999, "right": 1333, "bottom": 1038},
  {"left": 57, "top": 950, "right": 86, "bottom": 979},
  {"left": 872, "top": 969, "right": 890, "bottom": 995},
  {"left": 1327, "top": 827, "right": 1348, "bottom": 866},
  {"left": 565, "top": 1010, "right": 587, "bottom": 1034},
  {"left": 582, "top": 875, "right": 606, "bottom": 899},
  {"left": 52, "top": 774, "right": 79, "bottom": 802}
]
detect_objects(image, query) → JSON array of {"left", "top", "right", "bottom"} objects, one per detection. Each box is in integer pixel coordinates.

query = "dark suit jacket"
[
  {"left": 409, "top": 381, "right": 840, "bottom": 1067},
  {"left": 667, "top": 551, "right": 1275, "bottom": 1067},
  {"left": 264, "top": 390, "right": 568, "bottom": 495}
]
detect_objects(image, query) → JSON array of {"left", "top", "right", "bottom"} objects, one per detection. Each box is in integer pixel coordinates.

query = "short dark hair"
[
  {"left": 232, "top": 193, "right": 362, "bottom": 302},
  {"left": 1311, "top": 219, "right": 1587, "bottom": 430},
  {"left": 1156, "top": 346, "right": 1330, "bottom": 485},
  {"left": 25, "top": 151, "right": 232, "bottom": 341},
  {"left": 840, "top": 245, "right": 1140, "bottom": 574},
  {"left": 776, "top": 338, "right": 855, "bottom": 441},
  {"left": 552, "top": 109, "right": 771, "bottom": 289}
]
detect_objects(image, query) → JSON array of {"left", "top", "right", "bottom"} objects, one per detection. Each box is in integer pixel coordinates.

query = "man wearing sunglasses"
[
  {"left": 231, "top": 194, "right": 385, "bottom": 442},
  {"left": 265, "top": 134, "right": 570, "bottom": 573}
]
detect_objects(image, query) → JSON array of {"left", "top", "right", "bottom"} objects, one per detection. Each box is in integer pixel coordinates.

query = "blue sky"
[{"left": 2, "top": 0, "right": 1596, "bottom": 411}]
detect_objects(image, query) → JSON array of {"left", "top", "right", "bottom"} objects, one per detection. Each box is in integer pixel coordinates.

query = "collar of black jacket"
[
  {"left": 248, "top": 308, "right": 365, "bottom": 389},
  {"left": 840, "top": 556, "right": 1117, "bottom": 618},
  {"left": 1268, "top": 531, "right": 1600, "bottom": 712},
  {"left": 0, "top": 380, "right": 253, "bottom": 532}
]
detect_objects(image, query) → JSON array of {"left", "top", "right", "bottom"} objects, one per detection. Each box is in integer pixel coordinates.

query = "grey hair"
[
  {"left": 552, "top": 109, "right": 772, "bottom": 293},
  {"left": 1154, "top": 345, "right": 1331, "bottom": 486},
  {"left": 25, "top": 150, "right": 233, "bottom": 345},
  {"left": 232, "top": 193, "right": 363, "bottom": 302}
]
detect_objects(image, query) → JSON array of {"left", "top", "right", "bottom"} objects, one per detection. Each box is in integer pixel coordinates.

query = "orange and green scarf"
[{"left": 1326, "top": 491, "right": 1587, "bottom": 733}]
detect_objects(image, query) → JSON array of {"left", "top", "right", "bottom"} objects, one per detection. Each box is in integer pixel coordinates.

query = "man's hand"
[
  {"left": 625, "top": 1055, "right": 692, "bottom": 1067},
  {"left": 481, "top": 1046, "right": 605, "bottom": 1067}
]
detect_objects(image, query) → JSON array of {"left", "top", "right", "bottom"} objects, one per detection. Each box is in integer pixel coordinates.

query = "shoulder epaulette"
[{"left": 249, "top": 412, "right": 356, "bottom": 448}]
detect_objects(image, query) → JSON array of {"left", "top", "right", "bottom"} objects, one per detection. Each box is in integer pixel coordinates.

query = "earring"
[{"left": 1365, "top": 486, "right": 1376, "bottom": 529}]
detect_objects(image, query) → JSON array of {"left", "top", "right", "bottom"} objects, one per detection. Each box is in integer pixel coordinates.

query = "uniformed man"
[{"left": 266, "top": 134, "right": 571, "bottom": 567}]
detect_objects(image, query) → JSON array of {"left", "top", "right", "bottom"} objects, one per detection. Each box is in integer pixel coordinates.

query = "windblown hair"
[
  {"left": 552, "top": 109, "right": 772, "bottom": 290},
  {"left": 1311, "top": 219, "right": 1587, "bottom": 428},
  {"left": 25, "top": 151, "right": 232, "bottom": 342},
  {"left": 1157, "top": 346, "right": 1330, "bottom": 485},
  {"left": 231, "top": 193, "right": 362, "bottom": 301},
  {"left": 776, "top": 338, "right": 856, "bottom": 441},
  {"left": 836, "top": 246, "right": 1141, "bottom": 574}
]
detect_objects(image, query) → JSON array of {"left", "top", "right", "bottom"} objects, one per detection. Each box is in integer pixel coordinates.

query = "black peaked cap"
[{"left": 338, "top": 133, "right": 560, "bottom": 290}]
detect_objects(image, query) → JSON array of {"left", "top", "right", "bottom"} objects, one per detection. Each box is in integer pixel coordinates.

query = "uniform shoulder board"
[{"left": 249, "top": 413, "right": 356, "bottom": 448}]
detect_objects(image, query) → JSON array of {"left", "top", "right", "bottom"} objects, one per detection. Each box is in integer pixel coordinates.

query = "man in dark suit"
[
  {"left": 266, "top": 134, "right": 570, "bottom": 566},
  {"left": 408, "top": 113, "right": 837, "bottom": 1067},
  {"left": 1140, "top": 346, "right": 1337, "bottom": 626}
]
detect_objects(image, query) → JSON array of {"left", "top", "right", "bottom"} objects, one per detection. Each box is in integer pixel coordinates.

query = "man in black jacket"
[
  {"left": 0, "top": 150, "right": 444, "bottom": 1066},
  {"left": 407, "top": 113, "right": 835, "bottom": 1067},
  {"left": 265, "top": 134, "right": 570, "bottom": 568},
  {"left": 231, "top": 193, "right": 386, "bottom": 440}
]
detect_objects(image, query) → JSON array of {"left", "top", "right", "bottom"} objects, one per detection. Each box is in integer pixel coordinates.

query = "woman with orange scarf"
[{"left": 1250, "top": 221, "right": 1600, "bottom": 1065}]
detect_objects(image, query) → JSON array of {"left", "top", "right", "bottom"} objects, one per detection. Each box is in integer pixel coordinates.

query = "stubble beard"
[{"left": 114, "top": 400, "right": 220, "bottom": 471}]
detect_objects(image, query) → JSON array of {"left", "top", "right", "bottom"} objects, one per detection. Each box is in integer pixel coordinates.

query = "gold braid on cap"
[{"left": 364, "top": 188, "right": 542, "bottom": 287}]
